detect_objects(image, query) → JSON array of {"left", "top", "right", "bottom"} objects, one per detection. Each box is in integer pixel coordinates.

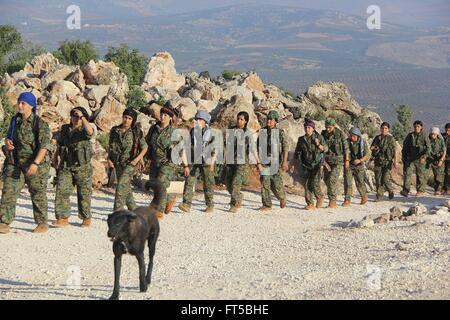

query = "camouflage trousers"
[
  {"left": 445, "top": 160, "right": 450, "bottom": 192},
  {"left": 0, "top": 163, "right": 50, "bottom": 225},
  {"left": 55, "top": 164, "right": 92, "bottom": 219},
  {"left": 182, "top": 165, "right": 215, "bottom": 207},
  {"left": 152, "top": 164, "right": 175, "bottom": 213},
  {"left": 324, "top": 164, "right": 342, "bottom": 201},
  {"left": 403, "top": 160, "right": 427, "bottom": 193},
  {"left": 374, "top": 165, "right": 393, "bottom": 197},
  {"left": 260, "top": 169, "right": 286, "bottom": 207},
  {"left": 114, "top": 164, "right": 137, "bottom": 211},
  {"left": 429, "top": 163, "right": 445, "bottom": 192},
  {"left": 226, "top": 164, "right": 250, "bottom": 207},
  {"left": 344, "top": 165, "right": 367, "bottom": 201},
  {"left": 302, "top": 166, "right": 323, "bottom": 206}
]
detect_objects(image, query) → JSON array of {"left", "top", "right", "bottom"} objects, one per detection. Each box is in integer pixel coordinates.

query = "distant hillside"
[{"left": 2, "top": 3, "right": 450, "bottom": 126}]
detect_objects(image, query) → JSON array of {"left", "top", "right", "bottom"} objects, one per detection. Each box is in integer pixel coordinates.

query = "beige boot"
[
  {"left": 80, "top": 218, "right": 92, "bottom": 228},
  {"left": 32, "top": 224, "right": 49, "bottom": 234},
  {"left": 53, "top": 218, "right": 69, "bottom": 228},
  {"left": 178, "top": 203, "right": 191, "bottom": 213},
  {"left": 0, "top": 223, "right": 11, "bottom": 234}
]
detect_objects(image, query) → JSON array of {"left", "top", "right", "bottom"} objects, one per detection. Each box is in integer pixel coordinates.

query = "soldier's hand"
[
  {"left": 352, "top": 159, "right": 360, "bottom": 165},
  {"left": 314, "top": 138, "right": 320, "bottom": 147},
  {"left": 26, "top": 163, "right": 38, "bottom": 177},
  {"left": 209, "top": 164, "right": 214, "bottom": 172},
  {"left": 130, "top": 159, "right": 139, "bottom": 167},
  {"left": 184, "top": 166, "right": 190, "bottom": 177},
  {"left": 5, "top": 138, "right": 14, "bottom": 151},
  {"left": 107, "top": 159, "right": 114, "bottom": 168},
  {"left": 344, "top": 160, "right": 350, "bottom": 168},
  {"left": 393, "top": 162, "right": 398, "bottom": 169},
  {"left": 281, "top": 161, "right": 288, "bottom": 172},
  {"left": 438, "top": 160, "right": 444, "bottom": 167},
  {"left": 420, "top": 158, "right": 426, "bottom": 164}
]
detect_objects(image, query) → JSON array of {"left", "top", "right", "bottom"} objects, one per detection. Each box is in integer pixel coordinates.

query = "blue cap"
[
  {"left": 195, "top": 110, "right": 211, "bottom": 124},
  {"left": 18, "top": 92, "right": 37, "bottom": 113}
]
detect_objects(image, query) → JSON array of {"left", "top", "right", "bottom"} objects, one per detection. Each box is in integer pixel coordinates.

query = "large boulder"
[
  {"left": 94, "top": 96, "right": 126, "bottom": 132},
  {"left": 49, "top": 80, "right": 81, "bottom": 101},
  {"left": 239, "top": 71, "right": 265, "bottom": 92},
  {"left": 305, "top": 81, "right": 362, "bottom": 117},
  {"left": 81, "top": 60, "right": 128, "bottom": 103},
  {"left": 141, "top": 52, "right": 185, "bottom": 94},
  {"left": 171, "top": 97, "right": 197, "bottom": 121},
  {"left": 30, "top": 53, "right": 59, "bottom": 76},
  {"left": 221, "top": 85, "right": 253, "bottom": 105},
  {"left": 84, "top": 85, "right": 110, "bottom": 109},
  {"left": 41, "top": 64, "right": 76, "bottom": 90},
  {"left": 66, "top": 67, "right": 86, "bottom": 92},
  {"left": 213, "top": 95, "right": 260, "bottom": 131}
]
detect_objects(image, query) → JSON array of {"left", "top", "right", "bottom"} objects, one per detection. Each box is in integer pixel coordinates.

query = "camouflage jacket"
[
  {"left": 321, "top": 128, "right": 349, "bottom": 166},
  {"left": 444, "top": 133, "right": 450, "bottom": 161},
  {"left": 428, "top": 136, "right": 446, "bottom": 163},
  {"left": 402, "top": 131, "right": 430, "bottom": 162},
  {"left": 109, "top": 125, "right": 147, "bottom": 168},
  {"left": 7, "top": 113, "right": 51, "bottom": 167},
  {"left": 57, "top": 124, "right": 93, "bottom": 168},
  {"left": 348, "top": 138, "right": 369, "bottom": 166},
  {"left": 145, "top": 123, "right": 176, "bottom": 167},
  {"left": 257, "top": 126, "right": 289, "bottom": 165},
  {"left": 371, "top": 134, "right": 396, "bottom": 168},
  {"left": 294, "top": 131, "right": 327, "bottom": 170},
  {"left": 227, "top": 126, "right": 257, "bottom": 165}
]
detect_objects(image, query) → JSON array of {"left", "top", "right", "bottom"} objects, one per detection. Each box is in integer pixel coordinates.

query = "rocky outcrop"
[
  {"left": 0, "top": 51, "right": 388, "bottom": 190},
  {"left": 141, "top": 52, "right": 185, "bottom": 94}
]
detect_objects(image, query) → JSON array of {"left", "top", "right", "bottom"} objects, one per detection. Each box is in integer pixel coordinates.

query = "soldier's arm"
[
  {"left": 280, "top": 129, "right": 289, "bottom": 166},
  {"left": 361, "top": 142, "right": 370, "bottom": 163},
  {"left": 34, "top": 120, "right": 51, "bottom": 165},
  {"left": 133, "top": 133, "right": 148, "bottom": 163}
]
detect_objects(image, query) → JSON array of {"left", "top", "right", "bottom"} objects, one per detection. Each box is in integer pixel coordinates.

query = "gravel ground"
[{"left": 0, "top": 188, "right": 449, "bottom": 300}]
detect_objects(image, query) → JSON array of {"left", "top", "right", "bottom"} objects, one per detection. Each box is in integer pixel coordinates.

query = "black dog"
[{"left": 107, "top": 180, "right": 165, "bottom": 300}]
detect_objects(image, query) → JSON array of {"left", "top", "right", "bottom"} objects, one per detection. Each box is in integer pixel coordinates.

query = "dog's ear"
[{"left": 125, "top": 211, "right": 138, "bottom": 221}]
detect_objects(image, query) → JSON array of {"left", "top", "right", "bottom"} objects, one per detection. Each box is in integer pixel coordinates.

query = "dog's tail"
[{"left": 145, "top": 179, "right": 165, "bottom": 209}]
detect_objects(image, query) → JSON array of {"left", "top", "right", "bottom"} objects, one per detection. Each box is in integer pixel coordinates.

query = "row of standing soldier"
[{"left": 0, "top": 92, "right": 448, "bottom": 234}]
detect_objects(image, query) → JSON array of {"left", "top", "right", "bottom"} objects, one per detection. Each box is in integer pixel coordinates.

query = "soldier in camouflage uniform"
[
  {"left": 343, "top": 127, "right": 369, "bottom": 206},
  {"left": 146, "top": 106, "right": 189, "bottom": 219},
  {"left": 321, "top": 118, "right": 349, "bottom": 208},
  {"left": 290, "top": 120, "right": 327, "bottom": 210},
  {"left": 444, "top": 123, "right": 450, "bottom": 195},
  {"left": 0, "top": 92, "right": 51, "bottom": 234},
  {"left": 427, "top": 127, "right": 446, "bottom": 195},
  {"left": 401, "top": 120, "right": 431, "bottom": 197},
  {"left": 179, "top": 111, "right": 216, "bottom": 213},
  {"left": 53, "top": 107, "right": 94, "bottom": 228},
  {"left": 370, "top": 122, "right": 397, "bottom": 201},
  {"left": 108, "top": 108, "right": 148, "bottom": 212},
  {"left": 256, "top": 110, "right": 288, "bottom": 211},
  {"left": 226, "top": 111, "right": 257, "bottom": 213}
]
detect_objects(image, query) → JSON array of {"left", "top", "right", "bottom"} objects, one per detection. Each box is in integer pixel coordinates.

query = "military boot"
[
  {"left": 165, "top": 197, "right": 177, "bottom": 214},
  {"left": 327, "top": 200, "right": 337, "bottom": 209},
  {"left": 305, "top": 203, "right": 315, "bottom": 210},
  {"left": 0, "top": 223, "right": 10, "bottom": 234},
  {"left": 53, "top": 218, "right": 69, "bottom": 228},
  {"left": 156, "top": 211, "right": 164, "bottom": 220},
  {"left": 280, "top": 198, "right": 287, "bottom": 209},
  {"left": 80, "top": 218, "right": 92, "bottom": 228},
  {"left": 400, "top": 190, "right": 409, "bottom": 197},
  {"left": 342, "top": 199, "right": 351, "bottom": 207},
  {"left": 205, "top": 205, "right": 214, "bottom": 213},
  {"left": 316, "top": 196, "right": 324, "bottom": 209},
  {"left": 32, "top": 224, "right": 49, "bottom": 234},
  {"left": 229, "top": 206, "right": 239, "bottom": 213},
  {"left": 257, "top": 206, "right": 271, "bottom": 212},
  {"left": 178, "top": 203, "right": 191, "bottom": 213},
  {"left": 360, "top": 195, "right": 368, "bottom": 205}
]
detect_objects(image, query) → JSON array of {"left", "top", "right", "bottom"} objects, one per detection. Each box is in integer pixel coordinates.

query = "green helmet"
[{"left": 267, "top": 110, "right": 280, "bottom": 121}]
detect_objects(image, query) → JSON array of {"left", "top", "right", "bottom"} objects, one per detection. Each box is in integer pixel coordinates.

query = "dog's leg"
[
  {"left": 146, "top": 230, "right": 158, "bottom": 285},
  {"left": 110, "top": 245, "right": 123, "bottom": 300},
  {"left": 136, "top": 253, "right": 148, "bottom": 292}
]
